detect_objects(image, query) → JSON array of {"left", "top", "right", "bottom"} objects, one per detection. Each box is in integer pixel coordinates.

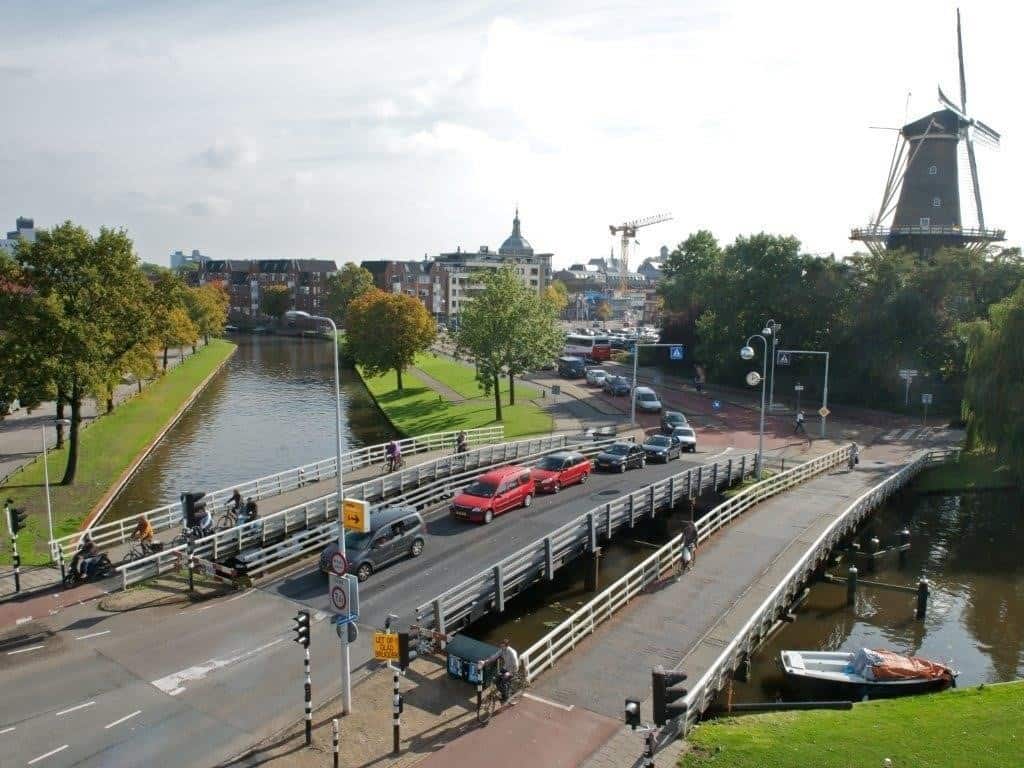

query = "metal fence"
[
  {"left": 415, "top": 451, "right": 761, "bottom": 637},
  {"left": 674, "top": 447, "right": 951, "bottom": 736},
  {"left": 52, "top": 426, "right": 504, "bottom": 561},
  {"left": 113, "top": 432, "right": 602, "bottom": 588},
  {"left": 518, "top": 445, "right": 852, "bottom": 683}
]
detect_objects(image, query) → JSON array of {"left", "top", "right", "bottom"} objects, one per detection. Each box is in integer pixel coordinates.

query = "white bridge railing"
[
  {"left": 519, "top": 445, "right": 854, "bottom": 683},
  {"left": 52, "top": 426, "right": 504, "bottom": 561}
]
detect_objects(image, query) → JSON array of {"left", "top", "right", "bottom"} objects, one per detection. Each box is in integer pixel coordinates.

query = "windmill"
[
  {"left": 609, "top": 212, "right": 672, "bottom": 292},
  {"left": 851, "top": 9, "right": 1004, "bottom": 257}
]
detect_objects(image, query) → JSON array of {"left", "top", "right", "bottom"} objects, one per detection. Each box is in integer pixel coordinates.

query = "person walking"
[{"left": 794, "top": 410, "right": 807, "bottom": 436}]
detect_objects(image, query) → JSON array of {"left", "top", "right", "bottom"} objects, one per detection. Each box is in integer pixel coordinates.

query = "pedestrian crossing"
[{"left": 879, "top": 426, "right": 952, "bottom": 442}]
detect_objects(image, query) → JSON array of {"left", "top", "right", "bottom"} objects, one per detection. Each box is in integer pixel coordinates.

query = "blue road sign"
[
  {"left": 669, "top": 345, "right": 684, "bottom": 361},
  {"left": 712, "top": 400, "right": 722, "bottom": 411},
  {"left": 776, "top": 352, "right": 791, "bottom": 366}
]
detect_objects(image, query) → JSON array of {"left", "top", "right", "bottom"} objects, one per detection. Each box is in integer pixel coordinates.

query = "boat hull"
[{"left": 782, "top": 670, "right": 954, "bottom": 701}]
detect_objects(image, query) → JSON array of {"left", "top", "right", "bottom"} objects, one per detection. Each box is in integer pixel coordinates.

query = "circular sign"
[
  {"left": 330, "top": 551, "right": 348, "bottom": 576},
  {"left": 745, "top": 371, "right": 761, "bottom": 387},
  {"left": 330, "top": 584, "right": 347, "bottom": 613}
]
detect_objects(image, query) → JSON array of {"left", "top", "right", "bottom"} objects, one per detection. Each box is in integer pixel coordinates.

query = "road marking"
[
  {"left": 522, "top": 692, "right": 575, "bottom": 711},
  {"left": 900, "top": 429, "right": 917, "bottom": 439},
  {"left": 195, "top": 604, "right": 215, "bottom": 612},
  {"left": 75, "top": 630, "right": 111, "bottom": 641},
  {"left": 0, "top": 726, "right": 14, "bottom": 734},
  {"left": 150, "top": 637, "right": 285, "bottom": 696},
  {"left": 56, "top": 701, "right": 95, "bottom": 717},
  {"left": 883, "top": 429, "right": 900, "bottom": 440},
  {"left": 15, "top": 616, "right": 33, "bottom": 626},
  {"left": 104, "top": 710, "right": 141, "bottom": 729},
  {"left": 224, "top": 590, "right": 253, "bottom": 603},
  {"left": 6, "top": 645, "right": 44, "bottom": 655},
  {"left": 28, "top": 745, "right": 68, "bottom": 764}
]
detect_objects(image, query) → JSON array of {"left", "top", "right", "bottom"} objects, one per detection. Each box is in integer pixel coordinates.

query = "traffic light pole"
[
  {"left": 304, "top": 646, "right": 313, "bottom": 746},
  {"left": 10, "top": 535, "right": 20, "bottom": 594},
  {"left": 391, "top": 663, "right": 401, "bottom": 754}
]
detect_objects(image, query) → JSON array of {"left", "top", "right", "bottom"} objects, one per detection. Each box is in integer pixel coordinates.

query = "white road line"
[
  {"left": 75, "top": 630, "right": 111, "bottom": 641},
  {"left": 883, "top": 429, "right": 901, "bottom": 440},
  {"left": 224, "top": 590, "right": 253, "bottom": 603},
  {"left": 6, "top": 645, "right": 44, "bottom": 655},
  {"left": 15, "top": 616, "right": 33, "bottom": 626},
  {"left": 28, "top": 744, "right": 68, "bottom": 764},
  {"left": 104, "top": 710, "right": 141, "bottom": 729},
  {"left": 522, "top": 692, "right": 575, "bottom": 711},
  {"left": 150, "top": 637, "right": 285, "bottom": 696},
  {"left": 900, "top": 429, "right": 917, "bottom": 439},
  {"left": 56, "top": 701, "right": 95, "bottom": 717},
  {"left": 195, "top": 604, "right": 215, "bottom": 612},
  {"left": 0, "top": 726, "right": 15, "bottom": 734}
]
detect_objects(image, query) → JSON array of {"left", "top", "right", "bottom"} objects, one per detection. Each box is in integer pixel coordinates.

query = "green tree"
[
  {"left": 0, "top": 223, "right": 152, "bottom": 484},
  {"left": 506, "top": 290, "right": 564, "bottom": 405},
  {"left": 544, "top": 280, "right": 570, "bottom": 315},
  {"left": 160, "top": 307, "right": 199, "bottom": 363},
  {"left": 325, "top": 263, "right": 375, "bottom": 328},
  {"left": 185, "top": 283, "right": 229, "bottom": 346},
  {"left": 595, "top": 301, "right": 611, "bottom": 321},
  {"left": 261, "top": 284, "right": 292, "bottom": 320},
  {"left": 151, "top": 269, "right": 189, "bottom": 370},
  {"left": 961, "top": 281, "right": 1024, "bottom": 480},
  {"left": 346, "top": 290, "right": 436, "bottom": 391}
]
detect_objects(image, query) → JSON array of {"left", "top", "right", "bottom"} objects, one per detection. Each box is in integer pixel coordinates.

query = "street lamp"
[
  {"left": 741, "top": 331, "right": 770, "bottom": 479},
  {"left": 285, "top": 310, "right": 352, "bottom": 715},
  {"left": 43, "top": 418, "right": 71, "bottom": 576},
  {"left": 763, "top": 319, "right": 781, "bottom": 411}
]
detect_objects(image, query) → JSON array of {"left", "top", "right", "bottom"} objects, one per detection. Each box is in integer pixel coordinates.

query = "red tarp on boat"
[{"left": 867, "top": 649, "right": 953, "bottom": 682}]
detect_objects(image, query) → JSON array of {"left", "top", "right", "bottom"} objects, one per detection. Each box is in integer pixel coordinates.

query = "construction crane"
[{"left": 609, "top": 213, "right": 673, "bottom": 293}]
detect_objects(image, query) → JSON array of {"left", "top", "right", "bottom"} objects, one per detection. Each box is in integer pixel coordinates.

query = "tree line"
[{"left": 0, "top": 222, "right": 229, "bottom": 484}]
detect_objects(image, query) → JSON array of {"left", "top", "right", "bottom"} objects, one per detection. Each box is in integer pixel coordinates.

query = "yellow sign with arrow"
[{"left": 341, "top": 498, "right": 370, "bottom": 533}]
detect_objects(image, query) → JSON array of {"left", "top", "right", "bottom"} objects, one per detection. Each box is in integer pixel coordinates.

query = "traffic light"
[
  {"left": 652, "top": 665, "right": 688, "bottom": 726},
  {"left": 624, "top": 697, "right": 641, "bottom": 729},
  {"left": 292, "top": 609, "right": 311, "bottom": 648},
  {"left": 398, "top": 626, "right": 420, "bottom": 670},
  {"left": 7, "top": 506, "right": 28, "bottom": 536},
  {"left": 181, "top": 492, "right": 206, "bottom": 527}
]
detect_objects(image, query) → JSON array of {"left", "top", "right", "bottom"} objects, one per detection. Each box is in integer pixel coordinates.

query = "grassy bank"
[
  {"left": 914, "top": 450, "right": 1017, "bottom": 492},
  {"left": 1, "top": 340, "right": 236, "bottom": 565},
  {"left": 359, "top": 359, "right": 551, "bottom": 440},
  {"left": 681, "top": 681, "right": 1024, "bottom": 768},
  {"left": 414, "top": 352, "right": 541, "bottom": 400}
]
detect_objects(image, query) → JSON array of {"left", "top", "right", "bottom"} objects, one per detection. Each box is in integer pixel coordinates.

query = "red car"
[
  {"left": 450, "top": 465, "right": 535, "bottom": 524},
  {"left": 530, "top": 451, "right": 592, "bottom": 493}
]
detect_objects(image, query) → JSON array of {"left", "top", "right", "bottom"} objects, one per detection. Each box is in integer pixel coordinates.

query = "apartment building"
[{"left": 199, "top": 258, "right": 337, "bottom": 323}]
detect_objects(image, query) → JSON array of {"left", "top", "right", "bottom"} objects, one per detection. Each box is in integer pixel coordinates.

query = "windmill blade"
[
  {"left": 957, "top": 8, "right": 967, "bottom": 112},
  {"left": 937, "top": 86, "right": 966, "bottom": 119},
  {"left": 965, "top": 137, "right": 985, "bottom": 230},
  {"left": 973, "top": 118, "right": 1001, "bottom": 144}
]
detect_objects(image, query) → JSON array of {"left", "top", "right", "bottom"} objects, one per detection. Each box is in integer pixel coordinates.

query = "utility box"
[{"left": 445, "top": 635, "right": 499, "bottom": 687}]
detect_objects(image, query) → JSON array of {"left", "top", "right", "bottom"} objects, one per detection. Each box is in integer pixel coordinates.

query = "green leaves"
[
  {"left": 345, "top": 290, "right": 437, "bottom": 390},
  {"left": 324, "top": 263, "right": 375, "bottom": 328},
  {"left": 260, "top": 284, "right": 292, "bottom": 319}
]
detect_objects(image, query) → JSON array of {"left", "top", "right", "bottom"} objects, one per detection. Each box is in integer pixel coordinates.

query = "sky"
[{"left": 1, "top": 0, "right": 1019, "bottom": 268}]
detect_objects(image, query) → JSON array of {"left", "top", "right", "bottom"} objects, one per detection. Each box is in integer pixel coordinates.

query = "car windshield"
[
  {"left": 666, "top": 413, "right": 684, "bottom": 423},
  {"left": 646, "top": 436, "right": 671, "bottom": 447},
  {"left": 675, "top": 428, "right": 695, "bottom": 437},
  {"left": 464, "top": 481, "right": 497, "bottom": 498},
  {"left": 638, "top": 392, "right": 657, "bottom": 401},
  {"left": 606, "top": 444, "right": 631, "bottom": 455},
  {"left": 536, "top": 456, "right": 565, "bottom": 470},
  {"left": 345, "top": 530, "right": 372, "bottom": 549}
]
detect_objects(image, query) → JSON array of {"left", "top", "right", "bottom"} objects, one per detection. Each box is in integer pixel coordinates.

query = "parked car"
[
  {"left": 642, "top": 434, "right": 681, "bottom": 463},
  {"left": 661, "top": 411, "right": 689, "bottom": 433},
  {"left": 557, "top": 355, "right": 587, "bottom": 378},
  {"left": 585, "top": 368, "right": 609, "bottom": 386},
  {"left": 670, "top": 425, "right": 698, "bottom": 452},
  {"left": 530, "top": 451, "right": 592, "bottom": 493},
  {"left": 319, "top": 506, "right": 424, "bottom": 583},
  {"left": 450, "top": 465, "right": 535, "bottom": 524},
  {"left": 633, "top": 386, "right": 663, "bottom": 413},
  {"left": 603, "top": 375, "right": 631, "bottom": 396},
  {"left": 595, "top": 441, "right": 646, "bottom": 473}
]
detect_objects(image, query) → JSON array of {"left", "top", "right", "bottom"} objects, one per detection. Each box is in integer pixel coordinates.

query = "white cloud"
[
  {"left": 196, "top": 138, "right": 262, "bottom": 170},
  {"left": 185, "top": 196, "right": 232, "bottom": 217}
]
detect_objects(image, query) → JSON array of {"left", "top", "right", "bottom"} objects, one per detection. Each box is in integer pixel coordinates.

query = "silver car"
[{"left": 585, "top": 368, "right": 609, "bottom": 386}]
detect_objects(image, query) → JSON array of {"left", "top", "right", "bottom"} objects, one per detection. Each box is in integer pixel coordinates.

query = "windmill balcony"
[{"left": 850, "top": 224, "right": 1006, "bottom": 243}]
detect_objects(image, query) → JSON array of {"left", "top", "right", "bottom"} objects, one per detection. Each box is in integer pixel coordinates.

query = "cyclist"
[
  {"left": 481, "top": 639, "right": 520, "bottom": 703},
  {"left": 456, "top": 431, "right": 469, "bottom": 454},
  {"left": 229, "top": 489, "right": 243, "bottom": 517},
  {"left": 132, "top": 517, "right": 155, "bottom": 554},
  {"left": 241, "top": 497, "right": 259, "bottom": 524},
  {"left": 385, "top": 440, "right": 402, "bottom": 472},
  {"left": 848, "top": 442, "right": 860, "bottom": 470}
]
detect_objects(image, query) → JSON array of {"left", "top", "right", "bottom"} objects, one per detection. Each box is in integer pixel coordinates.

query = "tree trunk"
[
  {"left": 163, "top": 346, "right": 169, "bottom": 371},
  {"left": 204, "top": 334, "right": 210, "bottom": 345},
  {"left": 61, "top": 383, "right": 82, "bottom": 485},
  {"left": 191, "top": 343, "right": 197, "bottom": 354},
  {"left": 508, "top": 372, "right": 516, "bottom": 406},
  {"left": 106, "top": 395, "right": 114, "bottom": 413},
  {"left": 55, "top": 389, "right": 66, "bottom": 449},
  {"left": 396, "top": 366, "right": 403, "bottom": 391},
  {"left": 137, "top": 379, "right": 143, "bottom": 394},
  {"left": 493, "top": 373, "right": 503, "bottom": 421}
]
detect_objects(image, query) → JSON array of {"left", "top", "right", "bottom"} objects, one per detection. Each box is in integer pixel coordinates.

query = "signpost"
[
  {"left": 629, "top": 343, "right": 686, "bottom": 425},
  {"left": 669, "top": 345, "right": 684, "bottom": 361},
  {"left": 921, "top": 393, "right": 933, "bottom": 426},
  {"left": 794, "top": 383, "right": 804, "bottom": 413},
  {"left": 341, "top": 498, "right": 370, "bottom": 533},
  {"left": 777, "top": 349, "right": 830, "bottom": 438},
  {"left": 776, "top": 352, "right": 791, "bottom": 366},
  {"left": 374, "top": 632, "right": 400, "bottom": 662},
  {"left": 711, "top": 400, "right": 721, "bottom": 411},
  {"left": 898, "top": 369, "right": 918, "bottom": 406}
]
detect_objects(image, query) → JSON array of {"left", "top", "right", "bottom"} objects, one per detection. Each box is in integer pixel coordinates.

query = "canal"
[{"left": 105, "top": 334, "right": 396, "bottom": 521}]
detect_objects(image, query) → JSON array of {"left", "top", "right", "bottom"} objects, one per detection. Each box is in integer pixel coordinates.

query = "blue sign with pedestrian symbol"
[
  {"left": 670, "top": 345, "right": 684, "bottom": 361},
  {"left": 712, "top": 400, "right": 721, "bottom": 411}
]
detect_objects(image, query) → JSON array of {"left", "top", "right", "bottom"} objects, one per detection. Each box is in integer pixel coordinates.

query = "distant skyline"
[{"left": 1, "top": 0, "right": 1019, "bottom": 268}]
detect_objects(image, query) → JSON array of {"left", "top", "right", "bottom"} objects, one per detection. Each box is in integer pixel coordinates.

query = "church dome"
[{"left": 499, "top": 208, "right": 533, "bottom": 255}]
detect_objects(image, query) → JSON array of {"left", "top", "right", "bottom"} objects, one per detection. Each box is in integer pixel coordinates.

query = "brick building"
[
  {"left": 361, "top": 259, "right": 450, "bottom": 319},
  {"left": 199, "top": 258, "right": 337, "bottom": 324}
]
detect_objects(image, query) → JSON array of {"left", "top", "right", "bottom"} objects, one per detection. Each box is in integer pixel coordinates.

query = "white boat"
[{"left": 780, "top": 648, "right": 956, "bottom": 699}]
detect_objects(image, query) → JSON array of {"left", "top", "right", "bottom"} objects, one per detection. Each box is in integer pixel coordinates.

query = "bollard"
[
  {"left": 304, "top": 647, "right": 312, "bottom": 746},
  {"left": 187, "top": 540, "right": 195, "bottom": 593},
  {"left": 584, "top": 547, "right": 602, "bottom": 592},
  {"left": 332, "top": 718, "right": 339, "bottom": 768},
  {"left": 477, "top": 680, "right": 483, "bottom": 711},
  {"left": 392, "top": 665, "right": 401, "bottom": 754},
  {"left": 916, "top": 577, "right": 929, "bottom": 620},
  {"left": 642, "top": 730, "right": 655, "bottom": 767},
  {"left": 868, "top": 537, "right": 880, "bottom": 572},
  {"left": 899, "top": 529, "right": 911, "bottom": 568},
  {"left": 846, "top": 566, "right": 858, "bottom": 607}
]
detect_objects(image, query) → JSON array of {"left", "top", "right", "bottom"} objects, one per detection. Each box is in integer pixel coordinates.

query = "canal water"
[{"left": 105, "top": 335, "right": 396, "bottom": 521}]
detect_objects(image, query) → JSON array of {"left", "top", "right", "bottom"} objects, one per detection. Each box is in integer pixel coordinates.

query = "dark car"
[
  {"left": 530, "top": 451, "right": 592, "bottom": 493},
  {"left": 595, "top": 441, "right": 646, "bottom": 473},
  {"left": 603, "top": 375, "right": 631, "bottom": 396},
  {"left": 319, "top": 506, "right": 425, "bottom": 582},
  {"left": 660, "top": 411, "right": 688, "bottom": 434},
  {"left": 642, "top": 434, "right": 682, "bottom": 463}
]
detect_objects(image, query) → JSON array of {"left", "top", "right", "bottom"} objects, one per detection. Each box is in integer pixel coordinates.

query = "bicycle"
[
  {"left": 476, "top": 667, "right": 526, "bottom": 725},
  {"left": 381, "top": 455, "right": 406, "bottom": 474},
  {"left": 217, "top": 507, "right": 238, "bottom": 530}
]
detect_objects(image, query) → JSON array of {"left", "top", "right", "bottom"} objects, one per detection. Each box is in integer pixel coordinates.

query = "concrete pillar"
[
  {"left": 899, "top": 528, "right": 911, "bottom": 569},
  {"left": 916, "top": 577, "right": 929, "bottom": 620},
  {"left": 868, "top": 536, "right": 880, "bottom": 572},
  {"left": 846, "top": 566, "right": 858, "bottom": 607},
  {"left": 585, "top": 547, "right": 602, "bottom": 592}
]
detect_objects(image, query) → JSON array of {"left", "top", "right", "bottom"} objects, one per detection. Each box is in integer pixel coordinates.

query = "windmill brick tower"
[{"left": 851, "top": 10, "right": 1004, "bottom": 257}]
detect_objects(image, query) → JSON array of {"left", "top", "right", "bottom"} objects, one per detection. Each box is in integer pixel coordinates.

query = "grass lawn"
[
  {"left": 360, "top": 367, "right": 551, "bottom": 440},
  {"left": 0, "top": 340, "right": 236, "bottom": 565},
  {"left": 414, "top": 353, "right": 540, "bottom": 401},
  {"left": 913, "top": 450, "right": 1017, "bottom": 492},
  {"left": 681, "top": 681, "right": 1024, "bottom": 768}
]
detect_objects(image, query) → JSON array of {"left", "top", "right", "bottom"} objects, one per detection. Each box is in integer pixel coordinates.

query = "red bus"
[{"left": 564, "top": 334, "right": 611, "bottom": 361}]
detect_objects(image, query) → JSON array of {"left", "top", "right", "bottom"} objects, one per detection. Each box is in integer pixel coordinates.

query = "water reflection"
[{"left": 105, "top": 335, "right": 396, "bottom": 521}]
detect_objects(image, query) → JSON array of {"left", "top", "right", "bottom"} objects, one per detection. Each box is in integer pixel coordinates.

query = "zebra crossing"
[{"left": 879, "top": 426, "right": 954, "bottom": 442}]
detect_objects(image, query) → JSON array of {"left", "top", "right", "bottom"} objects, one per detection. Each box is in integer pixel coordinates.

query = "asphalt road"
[{"left": 0, "top": 449, "right": 723, "bottom": 768}]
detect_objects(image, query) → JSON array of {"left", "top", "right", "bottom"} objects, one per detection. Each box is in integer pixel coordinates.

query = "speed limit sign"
[
  {"left": 330, "top": 551, "right": 348, "bottom": 576},
  {"left": 330, "top": 583, "right": 348, "bottom": 613}
]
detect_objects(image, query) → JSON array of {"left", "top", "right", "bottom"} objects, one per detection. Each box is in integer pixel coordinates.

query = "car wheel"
[
  {"left": 410, "top": 538, "right": 424, "bottom": 557},
  {"left": 579, "top": 473, "right": 589, "bottom": 485},
  {"left": 483, "top": 509, "right": 493, "bottom": 524},
  {"left": 619, "top": 463, "right": 627, "bottom": 474},
  {"left": 356, "top": 562, "right": 373, "bottom": 582},
  {"left": 641, "top": 457, "right": 647, "bottom": 468},
  {"left": 552, "top": 482, "right": 561, "bottom": 494},
  {"left": 523, "top": 493, "right": 533, "bottom": 508}
]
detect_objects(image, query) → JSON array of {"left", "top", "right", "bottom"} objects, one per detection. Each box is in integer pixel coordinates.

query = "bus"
[{"left": 564, "top": 333, "right": 611, "bottom": 362}]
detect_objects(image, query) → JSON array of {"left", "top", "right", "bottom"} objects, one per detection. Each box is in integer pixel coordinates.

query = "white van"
[{"left": 633, "top": 387, "right": 662, "bottom": 413}]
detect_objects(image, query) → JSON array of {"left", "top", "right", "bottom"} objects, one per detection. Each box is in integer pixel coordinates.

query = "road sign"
[
  {"left": 669, "top": 345, "right": 684, "bottom": 361},
  {"left": 818, "top": 406, "right": 830, "bottom": 418},
  {"left": 777, "top": 353, "right": 791, "bottom": 366},
  {"left": 342, "top": 498, "right": 370, "bottom": 533},
  {"left": 898, "top": 369, "right": 918, "bottom": 379},
  {"left": 794, "top": 384, "right": 804, "bottom": 392},
  {"left": 551, "top": 385, "right": 561, "bottom": 396},
  {"left": 330, "top": 551, "right": 348, "bottom": 576},
  {"left": 745, "top": 371, "right": 761, "bottom": 387},
  {"left": 329, "top": 573, "right": 360, "bottom": 622},
  {"left": 373, "top": 632, "right": 400, "bottom": 661},
  {"left": 712, "top": 400, "right": 721, "bottom": 411},
  {"left": 330, "top": 580, "right": 348, "bottom": 613},
  {"left": 922, "top": 393, "right": 933, "bottom": 405}
]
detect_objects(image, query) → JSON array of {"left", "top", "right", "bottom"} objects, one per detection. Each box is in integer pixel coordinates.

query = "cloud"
[
  {"left": 185, "top": 196, "right": 231, "bottom": 217},
  {"left": 195, "top": 138, "right": 262, "bottom": 170}
]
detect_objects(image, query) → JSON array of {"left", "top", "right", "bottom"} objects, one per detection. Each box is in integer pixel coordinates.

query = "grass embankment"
[
  {"left": 0, "top": 340, "right": 236, "bottom": 565},
  {"left": 681, "top": 681, "right": 1024, "bottom": 768},
  {"left": 359, "top": 353, "right": 551, "bottom": 440},
  {"left": 913, "top": 450, "right": 1017, "bottom": 493}
]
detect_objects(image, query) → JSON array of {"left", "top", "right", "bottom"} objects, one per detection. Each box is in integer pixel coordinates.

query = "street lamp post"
[
  {"left": 764, "top": 320, "right": 781, "bottom": 411},
  {"left": 286, "top": 310, "right": 352, "bottom": 715},
  {"left": 43, "top": 418, "right": 71, "bottom": 577},
  {"left": 741, "top": 330, "right": 770, "bottom": 479}
]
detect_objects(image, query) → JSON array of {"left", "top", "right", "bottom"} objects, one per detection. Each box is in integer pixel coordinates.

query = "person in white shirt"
[{"left": 482, "top": 639, "right": 519, "bottom": 702}]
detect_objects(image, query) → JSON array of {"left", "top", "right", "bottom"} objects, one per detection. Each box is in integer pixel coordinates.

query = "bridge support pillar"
[
  {"left": 916, "top": 577, "right": 929, "bottom": 620},
  {"left": 868, "top": 537, "right": 880, "bottom": 572},
  {"left": 585, "top": 547, "right": 602, "bottom": 592},
  {"left": 846, "top": 566, "right": 858, "bottom": 606},
  {"left": 898, "top": 528, "right": 911, "bottom": 568}
]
